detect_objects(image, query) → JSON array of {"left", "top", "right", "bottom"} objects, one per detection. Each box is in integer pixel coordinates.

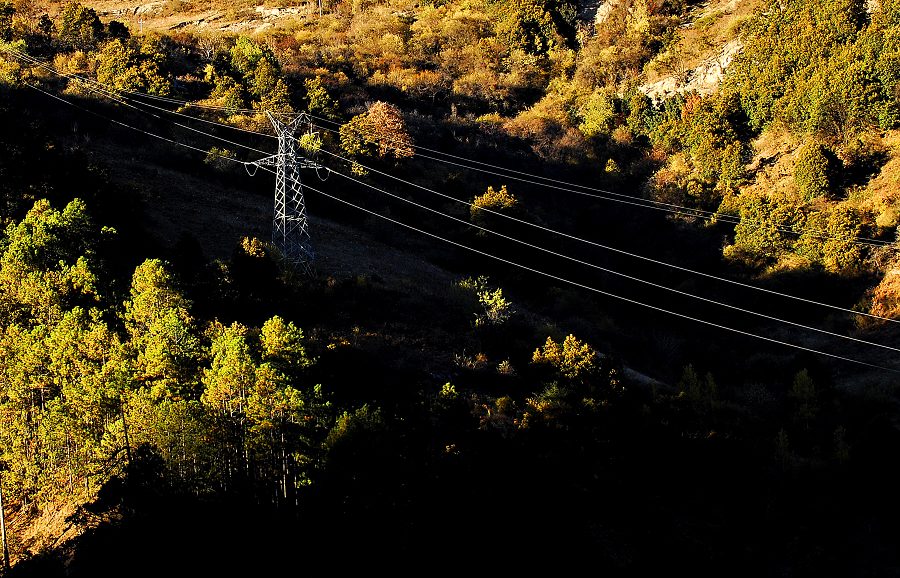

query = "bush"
[
  {"left": 727, "top": 193, "right": 800, "bottom": 263},
  {"left": 470, "top": 185, "right": 516, "bottom": 228},
  {"left": 204, "top": 147, "right": 236, "bottom": 172},
  {"left": 456, "top": 275, "right": 514, "bottom": 327},
  {"left": 531, "top": 334, "right": 599, "bottom": 381},
  {"left": 794, "top": 142, "right": 831, "bottom": 201},
  {"left": 577, "top": 89, "right": 616, "bottom": 138}
]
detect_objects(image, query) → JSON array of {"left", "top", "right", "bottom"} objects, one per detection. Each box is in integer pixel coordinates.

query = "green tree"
[
  {"left": 577, "top": 89, "right": 616, "bottom": 138},
  {"left": 247, "top": 57, "right": 292, "bottom": 113},
  {"left": 260, "top": 315, "right": 313, "bottom": 372},
  {"left": 96, "top": 38, "right": 171, "bottom": 96},
  {"left": 123, "top": 390, "right": 211, "bottom": 490},
  {"left": 230, "top": 35, "right": 269, "bottom": 77},
  {"left": 0, "top": 199, "right": 100, "bottom": 325},
  {"left": 789, "top": 368, "right": 818, "bottom": 430},
  {"left": 56, "top": 2, "right": 102, "bottom": 50},
  {"left": 494, "top": 0, "right": 559, "bottom": 56},
  {"left": 201, "top": 322, "right": 255, "bottom": 418},
  {"left": 124, "top": 259, "right": 200, "bottom": 399},
  {"left": 678, "top": 364, "right": 717, "bottom": 412},
  {"left": 208, "top": 72, "right": 247, "bottom": 113},
  {"left": 470, "top": 185, "right": 517, "bottom": 229},
  {"left": 727, "top": 193, "right": 799, "bottom": 263},
  {"left": 213, "top": 36, "right": 293, "bottom": 113},
  {"left": 304, "top": 76, "right": 339, "bottom": 121},
  {"left": 456, "top": 276, "right": 514, "bottom": 327},
  {"left": 0, "top": 305, "right": 130, "bottom": 502},
  {"left": 795, "top": 204, "right": 864, "bottom": 272}
]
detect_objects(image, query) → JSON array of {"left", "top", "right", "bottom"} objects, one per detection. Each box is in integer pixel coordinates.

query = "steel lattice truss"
[{"left": 253, "top": 111, "right": 320, "bottom": 275}]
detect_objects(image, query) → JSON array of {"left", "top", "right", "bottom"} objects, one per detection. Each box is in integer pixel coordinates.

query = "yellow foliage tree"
[
  {"left": 531, "top": 334, "right": 599, "bottom": 380},
  {"left": 470, "top": 185, "right": 516, "bottom": 228},
  {"left": 339, "top": 101, "right": 414, "bottom": 160}
]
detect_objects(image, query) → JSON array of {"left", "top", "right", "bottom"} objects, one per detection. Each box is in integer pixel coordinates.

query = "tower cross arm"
[
  {"left": 252, "top": 154, "right": 322, "bottom": 170},
  {"left": 252, "top": 153, "right": 280, "bottom": 167}
]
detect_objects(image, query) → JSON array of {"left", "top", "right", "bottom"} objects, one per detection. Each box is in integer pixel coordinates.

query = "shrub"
[
  {"left": 470, "top": 185, "right": 516, "bottom": 227},
  {"left": 456, "top": 275, "right": 514, "bottom": 327},
  {"left": 531, "top": 334, "right": 599, "bottom": 381},
  {"left": 204, "top": 147, "right": 236, "bottom": 171},
  {"left": 794, "top": 142, "right": 831, "bottom": 201}
]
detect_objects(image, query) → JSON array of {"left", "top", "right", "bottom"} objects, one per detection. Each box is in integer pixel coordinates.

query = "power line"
[
  {"left": 327, "top": 165, "right": 900, "bottom": 353},
  {"left": 300, "top": 181, "right": 900, "bottom": 374},
  {"left": 22, "top": 81, "right": 221, "bottom": 157},
  {"left": 5, "top": 47, "right": 272, "bottom": 155},
  {"left": 104, "top": 83, "right": 900, "bottom": 327},
  {"left": 49, "top": 72, "right": 893, "bottom": 329},
  {"left": 10, "top": 42, "right": 887, "bottom": 249},
  {"left": 309, "top": 119, "right": 744, "bottom": 222},
  {"left": 11, "top": 46, "right": 897, "bottom": 323},
  {"left": 27, "top": 55, "right": 898, "bottom": 326},
  {"left": 15, "top": 49, "right": 896, "bottom": 327},
  {"left": 316, "top": 148, "right": 900, "bottom": 324},
  {"left": 7, "top": 44, "right": 891, "bottom": 248},
  {"left": 114, "top": 77, "right": 900, "bottom": 329},
  {"left": 309, "top": 118, "right": 893, "bottom": 248},
  {"left": 28, "top": 74, "right": 900, "bottom": 349},
  {"left": 20, "top": 80, "right": 900, "bottom": 373}
]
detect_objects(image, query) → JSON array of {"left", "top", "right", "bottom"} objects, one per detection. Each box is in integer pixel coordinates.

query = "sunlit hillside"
[{"left": 1, "top": 0, "right": 900, "bottom": 573}]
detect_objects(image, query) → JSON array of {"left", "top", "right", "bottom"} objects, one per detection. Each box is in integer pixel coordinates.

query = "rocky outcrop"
[
  {"left": 578, "top": 0, "right": 623, "bottom": 26},
  {"left": 639, "top": 38, "right": 743, "bottom": 102}
]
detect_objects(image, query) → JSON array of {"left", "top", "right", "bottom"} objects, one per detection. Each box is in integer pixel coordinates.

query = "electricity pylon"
[{"left": 253, "top": 112, "right": 320, "bottom": 275}]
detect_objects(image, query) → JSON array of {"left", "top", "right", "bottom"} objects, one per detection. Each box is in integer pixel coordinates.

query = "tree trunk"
[
  {"left": 0, "top": 471, "right": 11, "bottom": 574},
  {"left": 121, "top": 399, "right": 133, "bottom": 469}
]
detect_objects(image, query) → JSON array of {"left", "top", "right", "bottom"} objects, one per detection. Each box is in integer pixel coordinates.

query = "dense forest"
[{"left": 0, "top": 0, "right": 900, "bottom": 573}]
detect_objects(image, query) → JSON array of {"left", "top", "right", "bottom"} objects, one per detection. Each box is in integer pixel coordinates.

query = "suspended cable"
[
  {"left": 312, "top": 111, "right": 900, "bottom": 246},
  {"left": 5, "top": 44, "right": 890, "bottom": 248},
  {"left": 308, "top": 119, "right": 892, "bottom": 248},
  {"left": 328, "top": 166, "right": 900, "bottom": 353},
  {"left": 316, "top": 148, "right": 900, "bottom": 324},
  {"left": 22, "top": 81, "right": 221, "bottom": 157},
  {"left": 67, "top": 77, "right": 890, "bottom": 327},
  {"left": 6, "top": 47, "right": 272, "bottom": 155},
  {"left": 301, "top": 181, "right": 900, "bottom": 374},
  {"left": 33, "top": 59, "right": 898, "bottom": 326},
  {"left": 28, "top": 67, "right": 898, "bottom": 334},
  {"left": 21, "top": 79, "right": 900, "bottom": 373}
]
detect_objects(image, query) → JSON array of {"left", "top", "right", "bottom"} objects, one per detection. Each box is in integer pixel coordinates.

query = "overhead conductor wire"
[
  {"left": 10, "top": 44, "right": 894, "bottom": 323},
  {"left": 15, "top": 71, "right": 900, "bottom": 372},
  {"left": 6, "top": 44, "right": 891, "bottom": 248},
  {"left": 6, "top": 43, "right": 888, "bottom": 248}
]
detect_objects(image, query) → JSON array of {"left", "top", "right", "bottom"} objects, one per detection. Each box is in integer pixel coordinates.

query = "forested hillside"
[{"left": 1, "top": 0, "right": 900, "bottom": 573}]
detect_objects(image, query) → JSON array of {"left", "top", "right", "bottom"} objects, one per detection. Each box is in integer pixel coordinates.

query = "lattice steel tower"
[{"left": 253, "top": 111, "right": 320, "bottom": 275}]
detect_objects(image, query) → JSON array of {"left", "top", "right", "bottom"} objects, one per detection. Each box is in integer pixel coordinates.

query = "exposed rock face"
[
  {"left": 594, "top": 0, "right": 623, "bottom": 25},
  {"left": 253, "top": 6, "right": 305, "bottom": 19},
  {"left": 578, "top": 0, "right": 622, "bottom": 27},
  {"left": 99, "top": 1, "right": 163, "bottom": 18},
  {"left": 639, "top": 38, "right": 743, "bottom": 102},
  {"left": 99, "top": 1, "right": 314, "bottom": 34}
]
